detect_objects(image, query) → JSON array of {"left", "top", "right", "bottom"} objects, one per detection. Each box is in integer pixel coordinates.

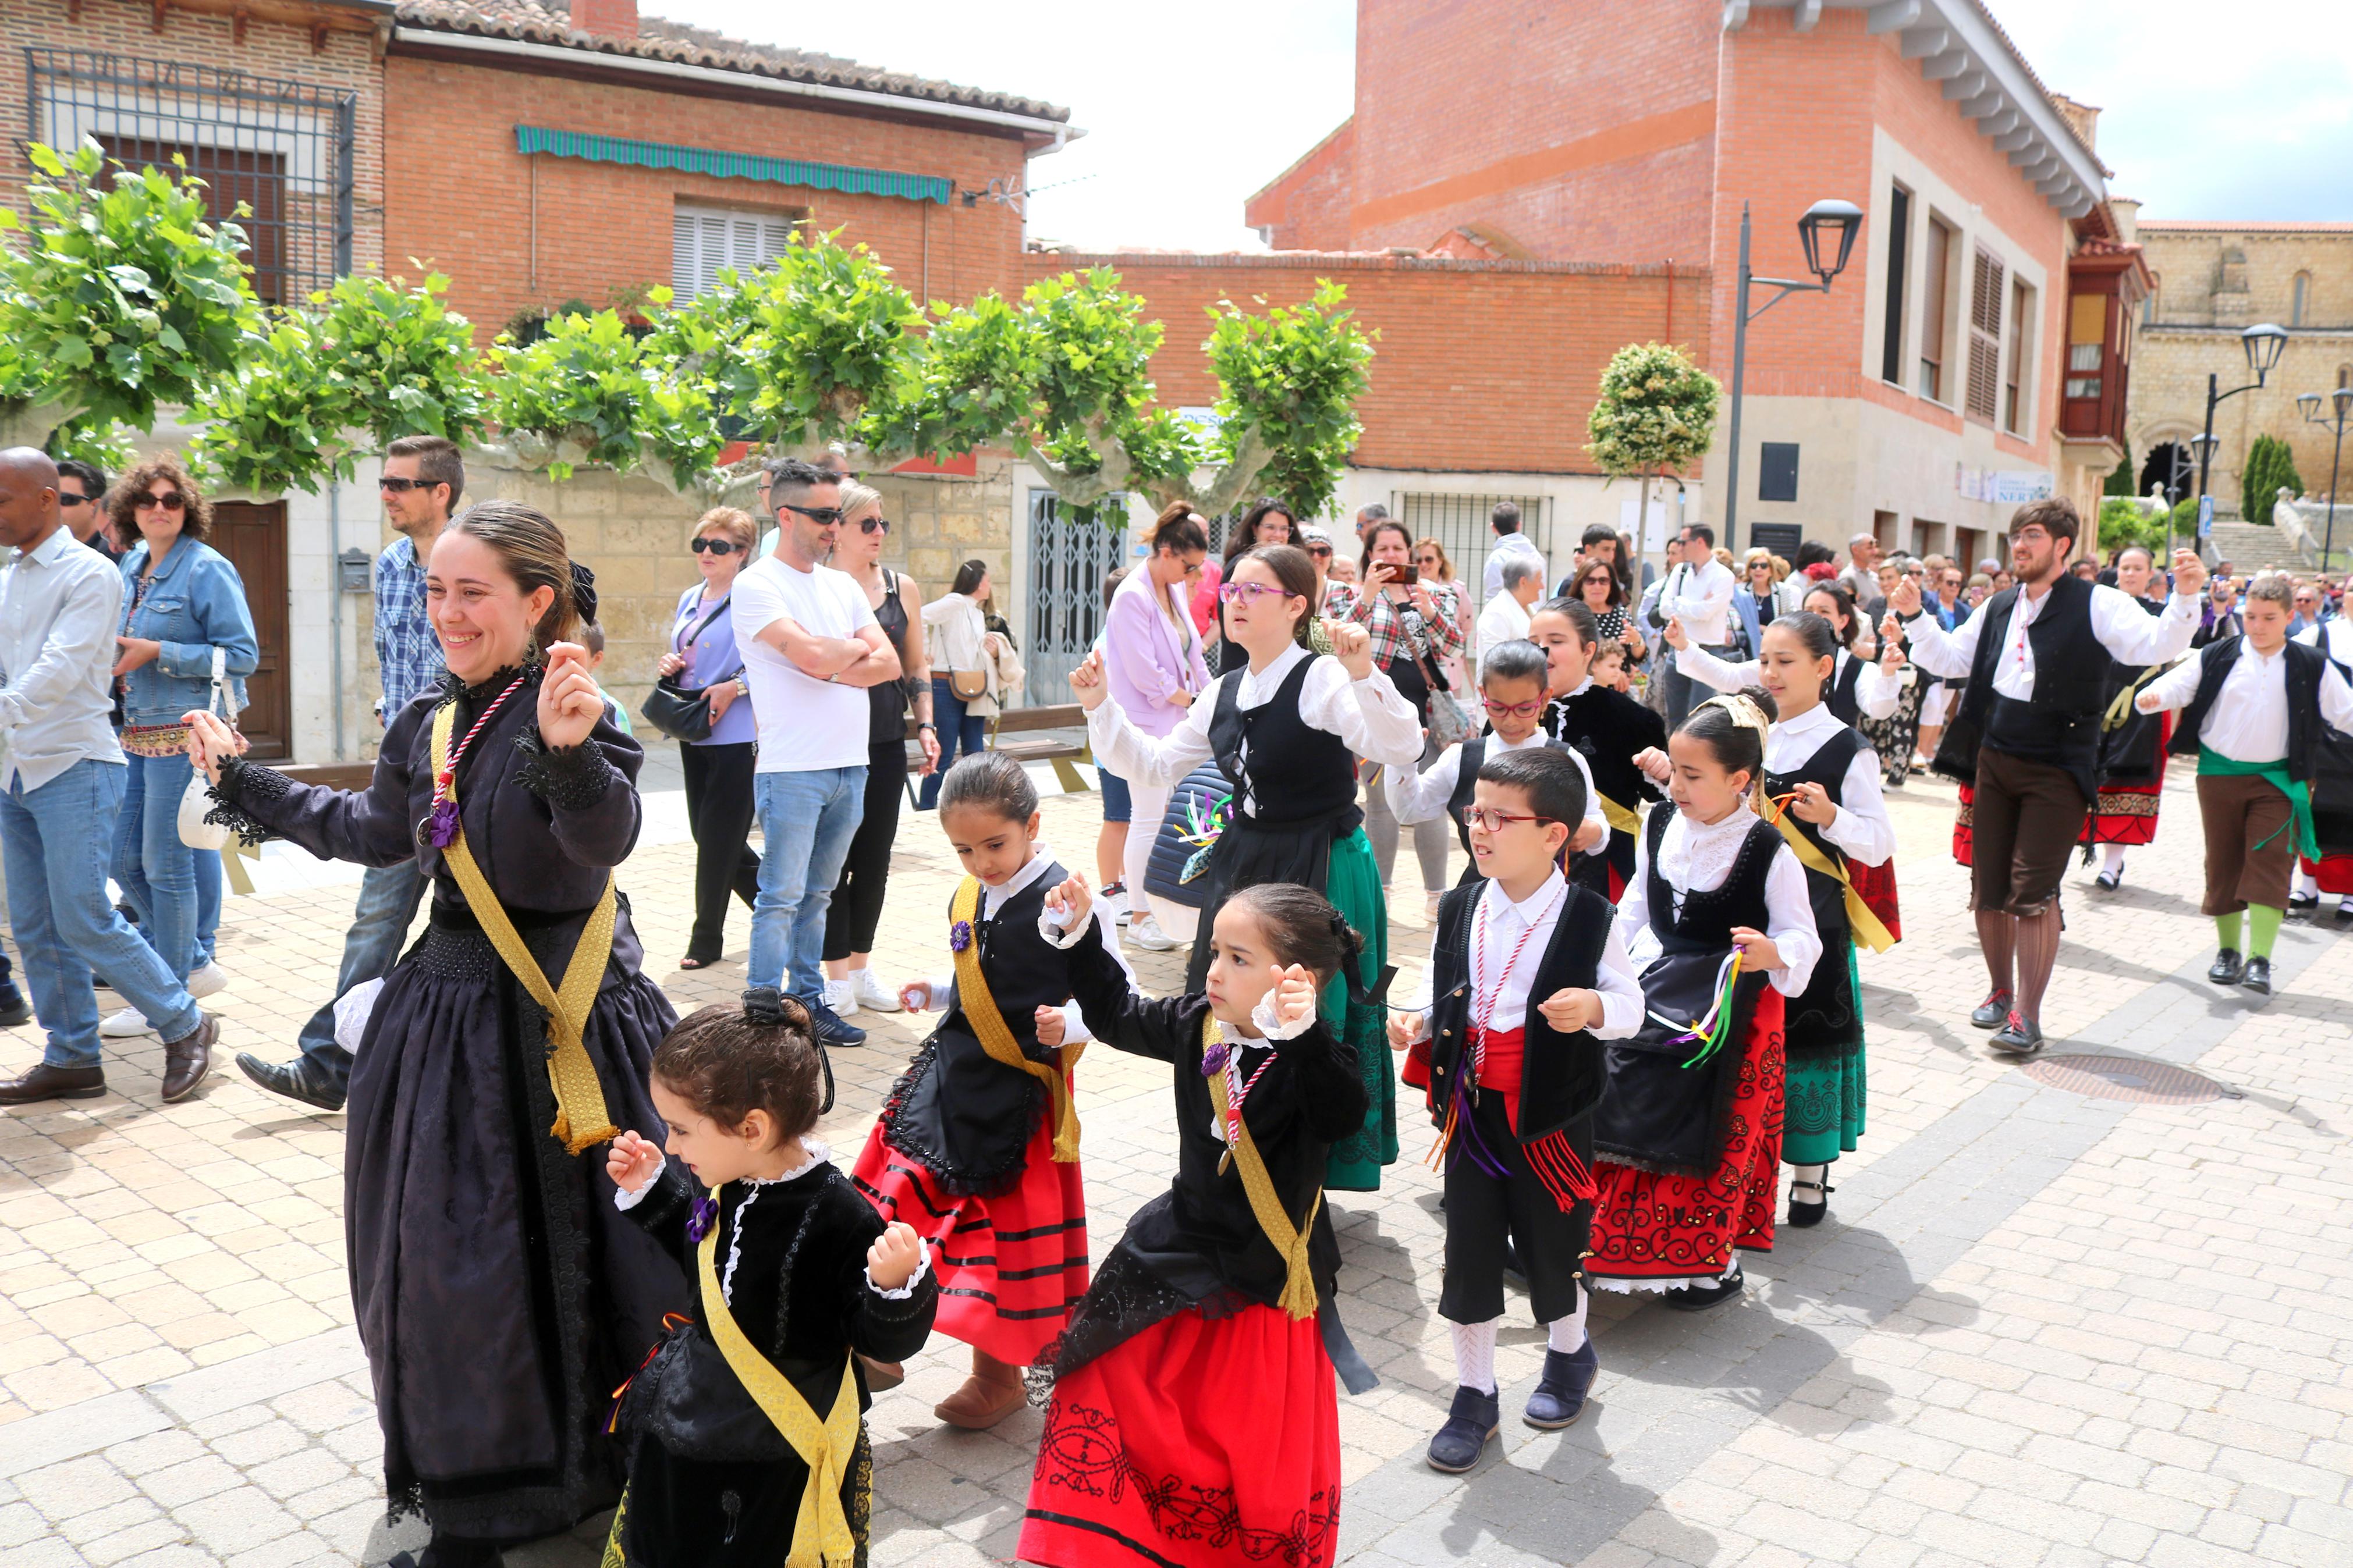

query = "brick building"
[{"left": 1245, "top": 0, "right": 2146, "bottom": 571}]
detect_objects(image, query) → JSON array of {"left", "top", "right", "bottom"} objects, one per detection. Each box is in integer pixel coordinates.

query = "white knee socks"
[
  {"left": 1547, "top": 1297, "right": 1588, "bottom": 1355},
  {"left": 1793, "top": 1161, "right": 1829, "bottom": 1190},
  {"left": 1451, "top": 1318, "right": 1498, "bottom": 1395},
  {"left": 2295, "top": 867, "right": 2320, "bottom": 898},
  {"left": 2102, "top": 844, "right": 2127, "bottom": 877}
]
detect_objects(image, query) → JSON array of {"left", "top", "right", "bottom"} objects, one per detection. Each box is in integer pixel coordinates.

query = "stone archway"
[{"left": 2140, "top": 440, "right": 2194, "bottom": 505}]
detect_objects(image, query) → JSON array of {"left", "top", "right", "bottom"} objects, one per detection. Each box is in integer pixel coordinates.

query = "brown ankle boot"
[{"left": 934, "top": 1349, "right": 1025, "bottom": 1430}]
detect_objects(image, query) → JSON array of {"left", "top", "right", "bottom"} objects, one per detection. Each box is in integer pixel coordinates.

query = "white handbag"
[{"left": 177, "top": 648, "right": 242, "bottom": 852}]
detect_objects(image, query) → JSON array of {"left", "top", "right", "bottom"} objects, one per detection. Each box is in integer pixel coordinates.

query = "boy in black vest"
[
  {"left": 1389, "top": 748, "right": 1646, "bottom": 1473},
  {"left": 1529, "top": 598, "right": 1669, "bottom": 899},
  {"left": 1890, "top": 499, "right": 2204, "bottom": 1052},
  {"left": 2132, "top": 574, "right": 2353, "bottom": 994},
  {"left": 1386, "top": 639, "right": 1609, "bottom": 884}
]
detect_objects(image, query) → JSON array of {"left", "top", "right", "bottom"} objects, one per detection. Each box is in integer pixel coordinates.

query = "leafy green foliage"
[
  {"left": 2103, "top": 449, "right": 2136, "bottom": 497},
  {"left": 2098, "top": 496, "right": 2171, "bottom": 556},
  {"left": 47, "top": 416, "right": 136, "bottom": 475},
  {"left": 1587, "top": 341, "right": 1720, "bottom": 481},
  {"left": 2241, "top": 433, "right": 2304, "bottom": 524},
  {"left": 0, "top": 140, "right": 256, "bottom": 434},
  {"left": 1202, "top": 282, "right": 1374, "bottom": 518},
  {"left": 485, "top": 308, "right": 656, "bottom": 481},
  {"left": 186, "top": 314, "right": 339, "bottom": 495},
  {"left": 729, "top": 232, "right": 922, "bottom": 447}
]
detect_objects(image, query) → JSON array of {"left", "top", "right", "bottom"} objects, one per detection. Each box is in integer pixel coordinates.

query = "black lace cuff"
[
  {"left": 514, "top": 732, "right": 618, "bottom": 810},
  {"left": 204, "top": 757, "right": 289, "bottom": 847}
]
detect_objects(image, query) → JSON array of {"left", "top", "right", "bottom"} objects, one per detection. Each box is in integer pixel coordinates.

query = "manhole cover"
[{"left": 2020, "top": 1054, "right": 2227, "bottom": 1105}]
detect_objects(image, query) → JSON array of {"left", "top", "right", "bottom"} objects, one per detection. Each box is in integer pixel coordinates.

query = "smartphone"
[{"left": 1385, "top": 563, "right": 1418, "bottom": 586}]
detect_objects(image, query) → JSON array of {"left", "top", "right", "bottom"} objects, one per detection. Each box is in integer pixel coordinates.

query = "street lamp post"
[
  {"left": 2190, "top": 321, "right": 2291, "bottom": 555},
  {"left": 1721, "top": 198, "right": 1862, "bottom": 554},
  {"left": 2298, "top": 386, "right": 2353, "bottom": 570}
]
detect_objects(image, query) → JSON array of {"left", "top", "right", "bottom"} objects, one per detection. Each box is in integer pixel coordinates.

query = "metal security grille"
[
  {"left": 1393, "top": 492, "right": 1552, "bottom": 599},
  {"left": 1025, "top": 489, "right": 1131, "bottom": 704},
  {"left": 24, "top": 49, "right": 356, "bottom": 304}
]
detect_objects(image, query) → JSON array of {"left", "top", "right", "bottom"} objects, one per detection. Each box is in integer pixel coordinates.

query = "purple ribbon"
[
  {"left": 686, "top": 1196, "right": 718, "bottom": 1244},
  {"left": 1201, "top": 1041, "right": 1230, "bottom": 1076},
  {"left": 949, "top": 919, "right": 973, "bottom": 954},
  {"left": 425, "top": 799, "right": 460, "bottom": 849}
]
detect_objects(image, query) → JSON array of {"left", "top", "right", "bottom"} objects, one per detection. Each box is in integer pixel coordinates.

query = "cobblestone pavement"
[{"left": 1, "top": 765, "right": 2347, "bottom": 1567}]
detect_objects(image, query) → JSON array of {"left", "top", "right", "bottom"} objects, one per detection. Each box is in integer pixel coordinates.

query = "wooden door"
[{"left": 210, "top": 502, "right": 290, "bottom": 760}]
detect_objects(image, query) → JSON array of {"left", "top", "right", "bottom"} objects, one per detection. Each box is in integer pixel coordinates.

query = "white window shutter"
[{"left": 672, "top": 205, "right": 798, "bottom": 298}]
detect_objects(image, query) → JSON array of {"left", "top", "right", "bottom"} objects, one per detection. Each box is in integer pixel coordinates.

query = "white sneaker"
[
  {"left": 822, "top": 977, "right": 858, "bottom": 1018},
  {"left": 1100, "top": 883, "right": 1131, "bottom": 927},
  {"left": 186, "top": 962, "right": 228, "bottom": 1000},
  {"left": 851, "top": 967, "right": 902, "bottom": 1013},
  {"left": 100, "top": 1007, "right": 155, "bottom": 1039},
  {"left": 1126, "top": 915, "right": 1182, "bottom": 952}
]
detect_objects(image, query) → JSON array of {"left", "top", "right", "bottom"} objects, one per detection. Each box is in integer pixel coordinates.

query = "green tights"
[{"left": 2216, "top": 905, "right": 2284, "bottom": 961}]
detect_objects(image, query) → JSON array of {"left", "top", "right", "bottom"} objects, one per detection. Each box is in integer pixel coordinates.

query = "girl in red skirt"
[
  {"left": 1594, "top": 692, "right": 1822, "bottom": 1309},
  {"left": 1020, "top": 882, "right": 1371, "bottom": 1568},
  {"left": 851, "top": 752, "right": 1130, "bottom": 1430}
]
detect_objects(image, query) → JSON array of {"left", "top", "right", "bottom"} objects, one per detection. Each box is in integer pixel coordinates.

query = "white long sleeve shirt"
[
  {"left": 2135, "top": 639, "right": 2353, "bottom": 763},
  {"left": 1903, "top": 579, "right": 2198, "bottom": 699},
  {"left": 0, "top": 527, "right": 127, "bottom": 791},
  {"left": 2297, "top": 619, "right": 2353, "bottom": 666},
  {"left": 1396, "top": 868, "right": 1646, "bottom": 1043},
  {"left": 1384, "top": 728, "right": 1609, "bottom": 856},
  {"left": 1761, "top": 703, "right": 1896, "bottom": 869},
  {"left": 1085, "top": 641, "right": 1424, "bottom": 812},
  {"left": 1660, "top": 558, "right": 1737, "bottom": 648},
  {"left": 1619, "top": 804, "right": 1821, "bottom": 997},
  {"left": 1671, "top": 642, "right": 1903, "bottom": 723}
]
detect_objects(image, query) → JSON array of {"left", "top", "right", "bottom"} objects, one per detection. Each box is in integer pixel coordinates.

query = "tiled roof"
[
  {"left": 2134, "top": 221, "right": 2353, "bottom": 233},
  {"left": 392, "top": 1, "right": 1071, "bottom": 125}
]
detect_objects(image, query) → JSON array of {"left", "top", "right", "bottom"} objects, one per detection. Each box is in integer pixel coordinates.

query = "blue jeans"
[
  {"left": 915, "top": 678, "right": 988, "bottom": 810},
  {"left": 750, "top": 766, "right": 868, "bottom": 1001},
  {"left": 2, "top": 760, "right": 200, "bottom": 1067},
  {"left": 293, "top": 859, "right": 429, "bottom": 1089},
  {"left": 112, "top": 750, "right": 202, "bottom": 979}
]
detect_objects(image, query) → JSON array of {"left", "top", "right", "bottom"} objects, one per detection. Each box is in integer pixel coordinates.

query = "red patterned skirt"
[
  {"left": 850, "top": 1111, "right": 1089, "bottom": 1367},
  {"left": 1587, "top": 987, "right": 1785, "bottom": 1289},
  {"left": 2302, "top": 854, "right": 2353, "bottom": 895},
  {"left": 1020, "top": 1303, "right": 1340, "bottom": 1568}
]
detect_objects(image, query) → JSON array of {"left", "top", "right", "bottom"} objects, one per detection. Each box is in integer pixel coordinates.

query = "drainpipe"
[{"left": 328, "top": 482, "right": 346, "bottom": 762}]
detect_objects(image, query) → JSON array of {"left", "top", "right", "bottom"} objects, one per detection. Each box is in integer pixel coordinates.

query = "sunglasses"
[
  {"left": 690, "top": 537, "right": 741, "bottom": 556},
  {"left": 378, "top": 476, "right": 437, "bottom": 493},
  {"left": 134, "top": 492, "right": 187, "bottom": 512},
  {"left": 1481, "top": 697, "right": 1545, "bottom": 719},
  {"left": 783, "top": 503, "right": 846, "bottom": 525},
  {"left": 1307, "top": 544, "right": 1333, "bottom": 558},
  {"left": 1218, "top": 581, "right": 1293, "bottom": 605},
  {"left": 57, "top": 490, "right": 90, "bottom": 508},
  {"left": 857, "top": 516, "right": 890, "bottom": 535},
  {"left": 1460, "top": 806, "right": 1556, "bottom": 833}
]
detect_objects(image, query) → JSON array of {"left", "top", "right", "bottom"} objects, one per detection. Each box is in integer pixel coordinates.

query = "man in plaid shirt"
[{"left": 237, "top": 436, "right": 459, "bottom": 1111}]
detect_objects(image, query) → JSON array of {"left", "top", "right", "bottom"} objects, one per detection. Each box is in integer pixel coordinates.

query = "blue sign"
[{"left": 2197, "top": 496, "right": 2215, "bottom": 539}]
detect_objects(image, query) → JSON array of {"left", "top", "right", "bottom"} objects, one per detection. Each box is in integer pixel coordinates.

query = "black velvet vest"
[
  {"left": 2168, "top": 636, "right": 2330, "bottom": 781},
  {"left": 1545, "top": 684, "right": 1667, "bottom": 892},
  {"left": 1762, "top": 727, "right": 1865, "bottom": 1057},
  {"left": 1424, "top": 877, "right": 1612, "bottom": 1142},
  {"left": 1932, "top": 574, "right": 2111, "bottom": 799},
  {"left": 1827, "top": 653, "right": 1864, "bottom": 728},
  {"left": 1207, "top": 655, "right": 1359, "bottom": 826}
]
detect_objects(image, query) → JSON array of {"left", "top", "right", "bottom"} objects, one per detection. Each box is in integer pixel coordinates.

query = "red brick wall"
[
  {"left": 383, "top": 51, "right": 1033, "bottom": 338},
  {"left": 1345, "top": 0, "right": 1720, "bottom": 264},
  {"left": 1025, "top": 252, "right": 1712, "bottom": 476},
  {"left": 1243, "top": 119, "right": 1355, "bottom": 253}
]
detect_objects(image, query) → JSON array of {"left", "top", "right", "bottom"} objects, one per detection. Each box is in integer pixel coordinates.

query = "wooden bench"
[
  {"left": 901, "top": 703, "right": 1095, "bottom": 803},
  {"left": 276, "top": 762, "right": 379, "bottom": 792}
]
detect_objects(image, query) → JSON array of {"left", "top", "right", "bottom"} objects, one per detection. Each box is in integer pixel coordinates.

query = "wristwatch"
[{"left": 917, "top": 721, "right": 938, "bottom": 733}]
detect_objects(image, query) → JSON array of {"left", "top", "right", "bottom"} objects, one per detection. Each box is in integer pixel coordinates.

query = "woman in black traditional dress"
[{"left": 187, "top": 501, "right": 680, "bottom": 1567}]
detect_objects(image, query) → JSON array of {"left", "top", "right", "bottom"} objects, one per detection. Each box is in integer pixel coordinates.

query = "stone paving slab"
[{"left": 2, "top": 767, "right": 2348, "bottom": 1566}]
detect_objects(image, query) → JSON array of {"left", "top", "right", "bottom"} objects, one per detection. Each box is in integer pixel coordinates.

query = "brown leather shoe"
[
  {"left": 161, "top": 1015, "right": 217, "bottom": 1103},
  {"left": 934, "top": 1349, "right": 1025, "bottom": 1430},
  {"left": 0, "top": 1062, "right": 107, "bottom": 1106},
  {"left": 858, "top": 1355, "right": 906, "bottom": 1393}
]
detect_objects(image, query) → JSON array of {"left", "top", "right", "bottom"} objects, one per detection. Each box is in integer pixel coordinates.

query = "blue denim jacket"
[{"left": 116, "top": 538, "right": 259, "bottom": 728}]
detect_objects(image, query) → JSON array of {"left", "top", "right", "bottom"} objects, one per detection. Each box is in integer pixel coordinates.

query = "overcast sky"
[{"left": 663, "top": 0, "right": 2350, "bottom": 251}]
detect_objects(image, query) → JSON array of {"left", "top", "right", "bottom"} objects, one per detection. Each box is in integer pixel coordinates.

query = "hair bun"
[
  {"left": 740, "top": 988, "right": 807, "bottom": 1029},
  {"left": 570, "top": 560, "right": 599, "bottom": 627}
]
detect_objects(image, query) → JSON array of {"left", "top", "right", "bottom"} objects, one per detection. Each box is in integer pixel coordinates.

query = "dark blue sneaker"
[
  {"left": 1523, "top": 1340, "right": 1598, "bottom": 1429},
  {"left": 0, "top": 986, "right": 30, "bottom": 1029},
  {"left": 1425, "top": 1385, "right": 1499, "bottom": 1473},
  {"left": 807, "top": 997, "right": 867, "bottom": 1047}
]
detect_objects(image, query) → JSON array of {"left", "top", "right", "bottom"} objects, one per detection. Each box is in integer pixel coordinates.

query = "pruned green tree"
[
  {"left": 1197, "top": 282, "right": 1374, "bottom": 520},
  {"left": 1587, "top": 341, "right": 1721, "bottom": 578},
  {"left": 2241, "top": 432, "right": 2304, "bottom": 525},
  {"left": 2103, "top": 449, "right": 2136, "bottom": 497}
]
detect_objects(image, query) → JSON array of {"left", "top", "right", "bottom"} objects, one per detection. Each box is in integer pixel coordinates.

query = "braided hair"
[{"left": 1223, "top": 883, "right": 1363, "bottom": 991}]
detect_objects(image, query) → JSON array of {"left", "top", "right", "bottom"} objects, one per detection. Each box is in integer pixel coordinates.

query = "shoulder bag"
[
  {"left": 641, "top": 596, "right": 737, "bottom": 743},
  {"left": 178, "top": 647, "right": 242, "bottom": 851},
  {"left": 1404, "top": 595, "right": 1474, "bottom": 750}
]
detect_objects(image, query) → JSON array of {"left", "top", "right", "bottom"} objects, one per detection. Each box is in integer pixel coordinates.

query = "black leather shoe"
[
  {"left": 1662, "top": 1264, "right": 1744, "bottom": 1311},
  {"left": 2240, "top": 957, "right": 2272, "bottom": 996},
  {"left": 1989, "top": 1012, "right": 2045, "bottom": 1055},
  {"left": 160, "top": 1015, "right": 217, "bottom": 1103},
  {"left": 235, "top": 1052, "right": 347, "bottom": 1112},
  {"left": 1523, "top": 1341, "right": 1599, "bottom": 1430},
  {"left": 2288, "top": 891, "right": 2319, "bottom": 916},
  {"left": 1426, "top": 1385, "right": 1500, "bottom": 1473},
  {"left": 1788, "top": 1177, "right": 1834, "bottom": 1228},
  {"left": 0, "top": 1061, "right": 107, "bottom": 1105},
  {"left": 2207, "top": 948, "right": 2245, "bottom": 986},
  {"left": 1969, "top": 987, "right": 2013, "bottom": 1029},
  {"left": 2095, "top": 869, "right": 2123, "bottom": 891},
  {"left": 0, "top": 988, "right": 31, "bottom": 1028}
]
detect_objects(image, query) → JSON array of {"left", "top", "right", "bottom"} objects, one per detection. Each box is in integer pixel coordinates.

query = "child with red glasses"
[{"left": 1387, "top": 639, "right": 1610, "bottom": 887}]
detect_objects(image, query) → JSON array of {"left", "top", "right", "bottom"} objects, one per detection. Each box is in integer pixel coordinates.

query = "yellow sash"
[
  {"left": 2103, "top": 664, "right": 2167, "bottom": 733},
  {"left": 1766, "top": 808, "right": 1896, "bottom": 954},
  {"left": 948, "top": 876, "right": 1086, "bottom": 1161},
  {"left": 430, "top": 702, "right": 619, "bottom": 1156},
  {"left": 1202, "top": 1015, "right": 1321, "bottom": 1320},
  {"left": 1595, "top": 792, "right": 1644, "bottom": 837},
  {"left": 695, "top": 1224, "right": 860, "bottom": 1568}
]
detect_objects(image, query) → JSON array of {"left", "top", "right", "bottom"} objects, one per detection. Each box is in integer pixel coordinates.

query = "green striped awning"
[{"left": 514, "top": 126, "right": 952, "bottom": 204}]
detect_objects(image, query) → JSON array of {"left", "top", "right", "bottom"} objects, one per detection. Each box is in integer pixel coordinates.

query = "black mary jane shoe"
[
  {"left": 1523, "top": 1341, "right": 1599, "bottom": 1430},
  {"left": 2240, "top": 957, "right": 2273, "bottom": 996},
  {"left": 2095, "top": 868, "right": 2123, "bottom": 892},
  {"left": 1788, "top": 1178, "right": 1834, "bottom": 1228},
  {"left": 1989, "top": 1012, "right": 2045, "bottom": 1055},
  {"left": 1969, "top": 988, "right": 2014, "bottom": 1030},
  {"left": 2207, "top": 948, "right": 2245, "bottom": 987},
  {"left": 2288, "top": 891, "right": 2319, "bottom": 918},
  {"left": 1425, "top": 1385, "right": 1500, "bottom": 1473},
  {"left": 1661, "top": 1264, "right": 1744, "bottom": 1311}
]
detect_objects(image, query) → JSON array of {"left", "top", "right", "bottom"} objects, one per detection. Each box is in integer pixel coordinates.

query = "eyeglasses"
[
  {"left": 783, "top": 503, "right": 846, "bottom": 525},
  {"left": 1481, "top": 697, "right": 1545, "bottom": 719},
  {"left": 1218, "top": 581, "right": 1291, "bottom": 605},
  {"left": 1307, "top": 543, "right": 1333, "bottom": 558},
  {"left": 56, "top": 490, "right": 90, "bottom": 508},
  {"left": 857, "top": 516, "right": 890, "bottom": 535},
  {"left": 378, "top": 476, "right": 435, "bottom": 494},
  {"left": 1460, "top": 806, "right": 1556, "bottom": 833},
  {"left": 689, "top": 537, "right": 741, "bottom": 556},
  {"left": 133, "top": 492, "right": 186, "bottom": 512}
]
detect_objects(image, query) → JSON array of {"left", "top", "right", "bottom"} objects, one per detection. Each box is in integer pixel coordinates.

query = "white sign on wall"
[{"left": 1955, "top": 465, "right": 2055, "bottom": 505}]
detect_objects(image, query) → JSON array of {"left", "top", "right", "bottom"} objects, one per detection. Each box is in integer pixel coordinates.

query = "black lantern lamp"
[
  {"left": 2241, "top": 322, "right": 2289, "bottom": 381},
  {"left": 1798, "top": 200, "right": 1865, "bottom": 288}
]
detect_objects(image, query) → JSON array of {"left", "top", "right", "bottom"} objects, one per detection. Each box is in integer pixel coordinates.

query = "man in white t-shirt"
[{"left": 732, "top": 457, "right": 902, "bottom": 1046}]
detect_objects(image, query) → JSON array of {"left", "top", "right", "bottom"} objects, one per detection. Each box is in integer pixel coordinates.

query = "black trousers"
[
  {"left": 1439, "top": 1093, "right": 1591, "bottom": 1327},
  {"left": 679, "top": 741, "right": 761, "bottom": 961},
  {"left": 824, "top": 739, "right": 907, "bottom": 962}
]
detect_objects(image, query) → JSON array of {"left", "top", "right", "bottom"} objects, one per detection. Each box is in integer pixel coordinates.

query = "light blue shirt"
[{"left": 0, "top": 525, "right": 127, "bottom": 790}]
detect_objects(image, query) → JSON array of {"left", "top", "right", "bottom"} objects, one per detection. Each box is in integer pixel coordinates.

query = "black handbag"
[{"left": 641, "top": 597, "right": 739, "bottom": 743}]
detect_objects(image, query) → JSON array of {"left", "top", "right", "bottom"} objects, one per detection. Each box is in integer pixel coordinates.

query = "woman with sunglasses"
[
  {"left": 1414, "top": 536, "right": 1473, "bottom": 696},
  {"left": 97, "top": 455, "right": 257, "bottom": 1042},
  {"left": 655, "top": 507, "right": 764, "bottom": 969},
  {"left": 822, "top": 482, "right": 937, "bottom": 1014}
]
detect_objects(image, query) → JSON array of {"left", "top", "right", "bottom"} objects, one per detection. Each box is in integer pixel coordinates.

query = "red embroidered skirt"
[
  {"left": 1020, "top": 1302, "right": 1341, "bottom": 1568},
  {"left": 2301, "top": 854, "right": 2353, "bottom": 895},
  {"left": 850, "top": 1110, "right": 1089, "bottom": 1367},
  {"left": 1587, "top": 987, "right": 1785, "bottom": 1288}
]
